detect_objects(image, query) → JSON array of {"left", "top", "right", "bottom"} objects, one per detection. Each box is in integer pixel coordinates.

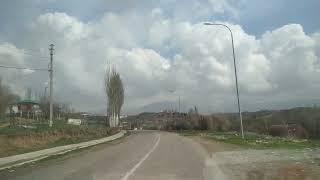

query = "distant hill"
[{"left": 124, "top": 106, "right": 320, "bottom": 138}]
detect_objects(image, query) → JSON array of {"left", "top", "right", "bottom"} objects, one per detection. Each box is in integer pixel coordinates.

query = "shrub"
[
  {"left": 292, "top": 125, "right": 309, "bottom": 139},
  {"left": 269, "top": 125, "right": 288, "bottom": 137},
  {"left": 207, "top": 115, "right": 231, "bottom": 131}
]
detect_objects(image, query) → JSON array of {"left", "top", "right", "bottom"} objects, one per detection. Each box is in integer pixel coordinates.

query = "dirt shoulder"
[
  {"left": 189, "top": 136, "right": 244, "bottom": 153},
  {"left": 187, "top": 135, "right": 320, "bottom": 180}
]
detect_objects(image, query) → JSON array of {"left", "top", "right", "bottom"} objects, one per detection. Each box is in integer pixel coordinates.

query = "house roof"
[{"left": 15, "top": 99, "right": 39, "bottom": 105}]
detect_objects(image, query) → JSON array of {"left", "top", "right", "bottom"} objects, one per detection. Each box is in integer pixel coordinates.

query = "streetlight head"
[{"left": 203, "top": 22, "right": 213, "bottom": 25}]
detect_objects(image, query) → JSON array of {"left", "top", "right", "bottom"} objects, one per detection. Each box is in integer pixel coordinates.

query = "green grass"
[{"left": 180, "top": 131, "right": 320, "bottom": 149}]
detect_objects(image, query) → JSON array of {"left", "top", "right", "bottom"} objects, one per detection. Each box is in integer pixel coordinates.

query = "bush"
[
  {"left": 292, "top": 125, "right": 309, "bottom": 139},
  {"left": 198, "top": 116, "right": 209, "bottom": 130},
  {"left": 175, "top": 119, "right": 192, "bottom": 130},
  {"left": 269, "top": 125, "right": 288, "bottom": 137},
  {"left": 205, "top": 115, "right": 231, "bottom": 131}
]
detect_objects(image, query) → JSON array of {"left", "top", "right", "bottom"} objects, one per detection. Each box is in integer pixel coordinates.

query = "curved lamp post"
[{"left": 204, "top": 22, "right": 244, "bottom": 139}]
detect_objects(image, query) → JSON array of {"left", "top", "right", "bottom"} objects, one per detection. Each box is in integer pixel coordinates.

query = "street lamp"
[
  {"left": 168, "top": 90, "right": 181, "bottom": 113},
  {"left": 204, "top": 22, "right": 244, "bottom": 139}
]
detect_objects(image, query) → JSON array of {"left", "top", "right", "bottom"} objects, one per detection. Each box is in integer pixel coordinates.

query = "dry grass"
[
  {"left": 0, "top": 123, "right": 9, "bottom": 128},
  {"left": 0, "top": 125, "right": 118, "bottom": 157}
]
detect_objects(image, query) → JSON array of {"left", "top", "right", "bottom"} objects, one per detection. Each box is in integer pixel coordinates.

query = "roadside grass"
[
  {"left": 0, "top": 131, "right": 130, "bottom": 174},
  {"left": 35, "top": 130, "right": 130, "bottom": 164},
  {"left": 0, "top": 122, "right": 119, "bottom": 158},
  {"left": 178, "top": 130, "right": 320, "bottom": 149}
]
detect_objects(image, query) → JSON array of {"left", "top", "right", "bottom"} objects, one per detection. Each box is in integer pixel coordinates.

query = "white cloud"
[
  {"left": 35, "top": 12, "right": 89, "bottom": 41},
  {"left": 0, "top": 43, "right": 25, "bottom": 65},
  {"left": 0, "top": 43, "right": 30, "bottom": 96},
  {"left": 2, "top": 3, "right": 320, "bottom": 113},
  {"left": 208, "top": 0, "right": 242, "bottom": 18},
  {"left": 260, "top": 24, "right": 320, "bottom": 91}
]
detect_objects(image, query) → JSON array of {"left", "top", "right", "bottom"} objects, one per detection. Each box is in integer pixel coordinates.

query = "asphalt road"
[{"left": 0, "top": 131, "right": 215, "bottom": 180}]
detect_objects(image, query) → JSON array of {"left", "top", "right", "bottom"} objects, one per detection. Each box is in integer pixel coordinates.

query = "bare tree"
[
  {"left": 105, "top": 64, "right": 124, "bottom": 127},
  {"left": 0, "top": 78, "right": 19, "bottom": 117}
]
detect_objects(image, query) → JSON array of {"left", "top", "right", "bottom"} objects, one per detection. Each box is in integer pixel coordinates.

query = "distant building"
[
  {"left": 67, "top": 118, "right": 82, "bottom": 125},
  {"left": 8, "top": 99, "right": 41, "bottom": 118},
  {"left": 120, "top": 115, "right": 127, "bottom": 119}
]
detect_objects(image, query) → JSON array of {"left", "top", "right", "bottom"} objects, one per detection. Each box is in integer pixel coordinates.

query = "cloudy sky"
[{"left": 0, "top": 0, "right": 320, "bottom": 114}]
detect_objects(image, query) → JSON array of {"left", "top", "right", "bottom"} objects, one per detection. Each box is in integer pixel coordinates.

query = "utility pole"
[
  {"left": 178, "top": 95, "right": 181, "bottom": 113},
  {"left": 49, "top": 44, "right": 54, "bottom": 127}
]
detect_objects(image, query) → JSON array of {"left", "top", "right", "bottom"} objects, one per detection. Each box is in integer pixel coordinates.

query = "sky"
[{"left": 0, "top": 0, "right": 320, "bottom": 114}]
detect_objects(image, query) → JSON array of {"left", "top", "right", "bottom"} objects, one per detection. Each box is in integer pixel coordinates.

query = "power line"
[
  {"left": 21, "top": 52, "right": 49, "bottom": 59},
  {"left": 1, "top": 44, "right": 48, "bottom": 54},
  {"left": 21, "top": 58, "right": 50, "bottom": 62},
  {"left": 0, "top": 65, "right": 48, "bottom": 71},
  {"left": 0, "top": 48, "right": 49, "bottom": 59}
]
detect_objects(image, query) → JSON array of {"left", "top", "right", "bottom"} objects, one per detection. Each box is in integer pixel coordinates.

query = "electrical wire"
[
  {"left": 0, "top": 65, "right": 48, "bottom": 71},
  {"left": 0, "top": 44, "right": 47, "bottom": 54},
  {"left": 0, "top": 47, "right": 49, "bottom": 59}
]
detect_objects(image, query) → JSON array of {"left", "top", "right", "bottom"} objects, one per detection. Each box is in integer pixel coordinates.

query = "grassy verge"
[
  {"left": 0, "top": 122, "right": 119, "bottom": 158},
  {"left": 37, "top": 130, "right": 130, "bottom": 163},
  {"left": 179, "top": 130, "right": 320, "bottom": 149}
]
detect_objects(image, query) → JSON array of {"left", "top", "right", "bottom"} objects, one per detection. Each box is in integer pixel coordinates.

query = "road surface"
[{"left": 0, "top": 131, "right": 218, "bottom": 180}]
